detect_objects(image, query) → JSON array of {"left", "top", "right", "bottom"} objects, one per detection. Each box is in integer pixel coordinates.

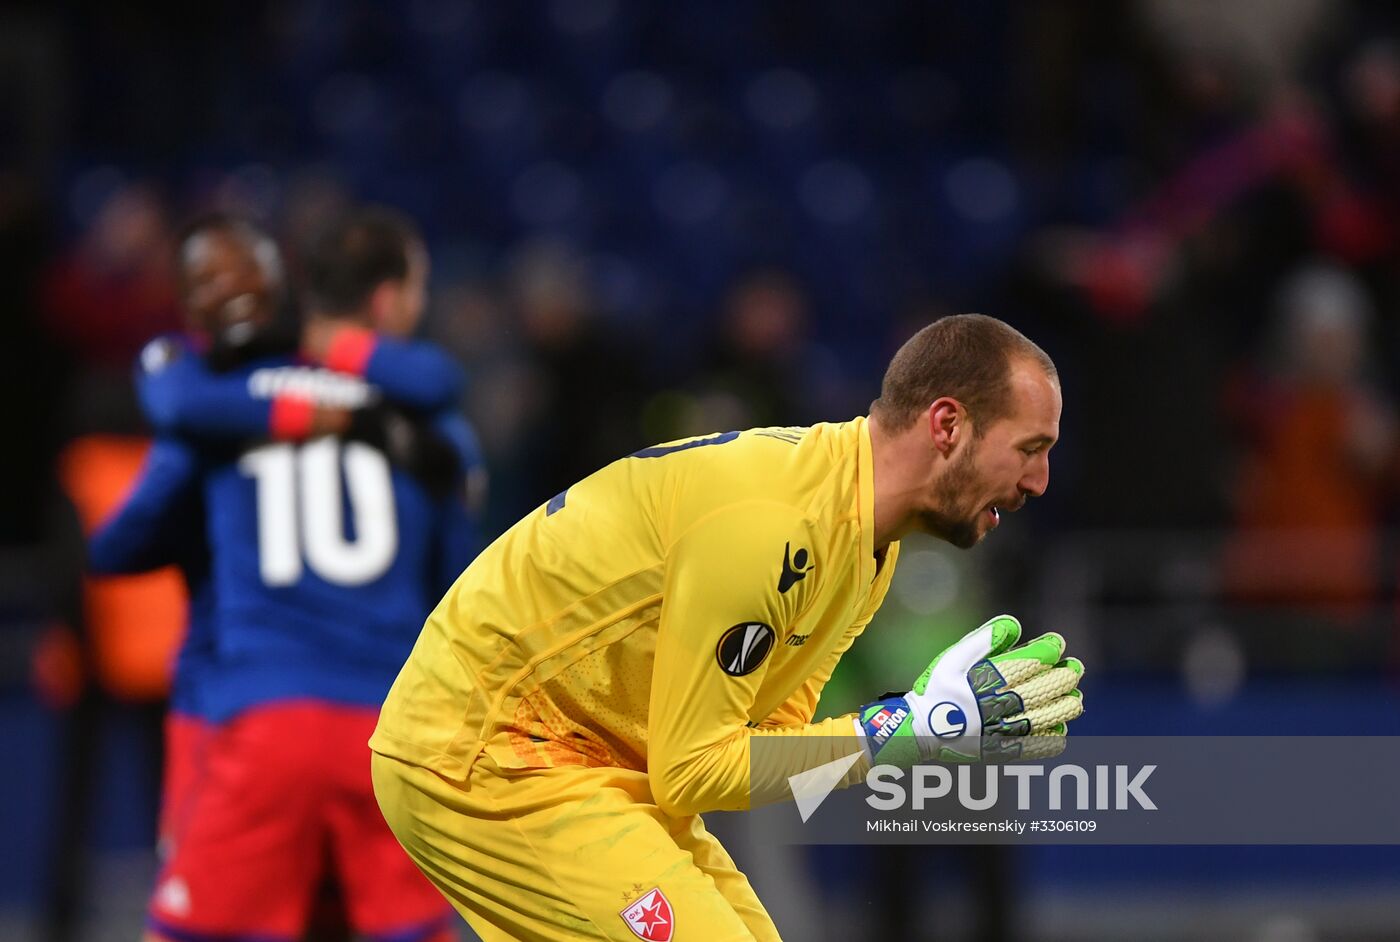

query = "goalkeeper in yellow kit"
[{"left": 370, "top": 314, "right": 1083, "bottom": 941}]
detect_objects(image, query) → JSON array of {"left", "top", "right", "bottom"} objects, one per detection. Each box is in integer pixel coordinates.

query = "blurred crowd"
[
  {"left": 7, "top": 7, "right": 1400, "bottom": 760},
  {"left": 10, "top": 2, "right": 1400, "bottom": 643}
]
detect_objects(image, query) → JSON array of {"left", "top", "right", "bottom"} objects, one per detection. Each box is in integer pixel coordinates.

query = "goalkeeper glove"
[{"left": 855, "top": 614, "right": 1083, "bottom": 765}]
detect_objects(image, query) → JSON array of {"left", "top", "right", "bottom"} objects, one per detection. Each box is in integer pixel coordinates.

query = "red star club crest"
[{"left": 619, "top": 886, "right": 673, "bottom": 941}]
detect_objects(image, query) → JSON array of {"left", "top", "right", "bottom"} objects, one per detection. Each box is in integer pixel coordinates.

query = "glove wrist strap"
[{"left": 855, "top": 696, "right": 912, "bottom": 760}]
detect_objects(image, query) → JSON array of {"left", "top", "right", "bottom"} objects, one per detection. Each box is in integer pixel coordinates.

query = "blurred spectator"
[
  {"left": 1223, "top": 262, "right": 1396, "bottom": 620},
  {"left": 433, "top": 278, "right": 521, "bottom": 453},
  {"left": 41, "top": 183, "right": 180, "bottom": 369},
  {"left": 1330, "top": 40, "right": 1400, "bottom": 268},
  {"left": 508, "top": 239, "right": 651, "bottom": 505},
  {"left": 1140, "top": 0, "right": 1334, "bottom": 101},
  {"left": 1342, "top": 40, "right": 1400, "bottom": 194},
  {"left": 277, "top": 171, "right": 354, "bottom": 283},
  {"left": 686, "top": 268, "right": 839, "bottom": 432}
]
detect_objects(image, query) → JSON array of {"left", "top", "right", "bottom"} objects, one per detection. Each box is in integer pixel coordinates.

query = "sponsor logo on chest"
[{"left": 247, "top": 365, "right": 374, "bottom": 408}]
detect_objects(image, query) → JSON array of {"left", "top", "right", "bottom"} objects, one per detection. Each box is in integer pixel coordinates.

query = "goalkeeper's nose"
[{"left": 1019, "top": 453, "right": 1049, "bottom": 498}]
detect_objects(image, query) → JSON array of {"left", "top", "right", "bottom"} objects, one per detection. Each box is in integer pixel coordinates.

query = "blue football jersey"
[
  {"left": 102, "top": 342, "right": 482, "bottom": 722},
  {"left": 192, "top": 357, "right": 477, "bottom": 720},
  {"left": 136, "top": 328, "right": 465, "bottom": 441}
]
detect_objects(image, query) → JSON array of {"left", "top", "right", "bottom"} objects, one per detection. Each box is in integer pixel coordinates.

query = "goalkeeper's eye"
[{"left": 1019, "top": 436, "right": 1055, "bottom": 457}]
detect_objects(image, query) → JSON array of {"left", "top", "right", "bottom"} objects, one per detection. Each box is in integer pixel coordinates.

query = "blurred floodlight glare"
[
  {"left": 745, "top": 69, "right": 819, "bottom": 131},
  {"left": 511, "top": 161, "right": 582, "bottom": 227},
  {"left": 798, "top": 160, "right": 875, "bottom": 226},
  {"left": 891, "top": 547, "right": 962, "bottom": 616},
  {"left": 944, "top": 157, "right": 1018, "bottom": 224},
  {"left": 1255, "top": 914, "right": 1320, "bottom": 942},
  {"left": 654, "top": 162, "right": 728, "bottom": 226},
  {"left": 1182, "top": 626, "right": 1246, "bottom": 708},
  {"left": 888, "top": 67, "right": 960, "bottom": 129},
  {"left": 588, "top": 253, "right": 648, "bottom": 317},
  {"left": 408, "top": 0, "right": 473, "bottom": 36},
  {"left": 548, "top": 0, "right": 618, "bottom": 36},
  {"left": 215, "top": 165, "right": 281, "bottom": 221},
  {"left": 458, "top": 72, "right": 531, "bottom": 134},
  {"left": 602, "top": 71, "right": 674, "bottom": 134},
  {"left": 312, "top": 74, "right": 384, "bottom": 136}
]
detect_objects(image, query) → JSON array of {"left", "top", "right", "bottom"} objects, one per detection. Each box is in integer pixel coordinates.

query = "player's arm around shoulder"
[
  {"left": 309, "top": 324, "right": 464, "bottom": 413},
  {"left": 134, "top": 335, "right": 293, "bottom": 440},
  {"left": 647, "top": 500, "right": 822, "bottom": 816}
]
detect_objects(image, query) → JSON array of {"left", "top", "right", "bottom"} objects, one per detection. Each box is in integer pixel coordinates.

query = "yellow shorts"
[{"left": 371, "top": 751, "right": 782, "bottom": 942}]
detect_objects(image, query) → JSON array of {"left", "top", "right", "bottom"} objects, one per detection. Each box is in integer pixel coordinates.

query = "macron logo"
[
  {"left": 778, "top": 543, "right": 813, "bottom": 594},
  {"left": 788, "top": 751, "right": 864, "bottom": 823}
]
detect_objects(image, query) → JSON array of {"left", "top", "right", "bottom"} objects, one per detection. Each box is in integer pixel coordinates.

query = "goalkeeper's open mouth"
[{"left": 984, "top": 496, "right": 1025, "bottom": 528}]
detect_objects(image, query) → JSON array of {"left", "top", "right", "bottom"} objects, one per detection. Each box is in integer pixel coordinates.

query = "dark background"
[{"left": 5, "top": 1, "right": 1400, "bottom": 938}]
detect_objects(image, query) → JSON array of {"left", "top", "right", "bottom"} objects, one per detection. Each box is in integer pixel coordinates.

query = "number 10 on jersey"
[{"left": 239, "top": 439, "right": 399, "bottom": 587}]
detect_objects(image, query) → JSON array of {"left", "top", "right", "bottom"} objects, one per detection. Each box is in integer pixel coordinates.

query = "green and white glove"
[{"left": 854, "top": 614, "right": 1083, "bottom": 765}]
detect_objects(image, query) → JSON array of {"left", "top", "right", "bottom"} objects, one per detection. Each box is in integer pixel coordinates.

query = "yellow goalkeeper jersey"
[{"left": 370, "top": 417, "right": 898, "bottom": 816}]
